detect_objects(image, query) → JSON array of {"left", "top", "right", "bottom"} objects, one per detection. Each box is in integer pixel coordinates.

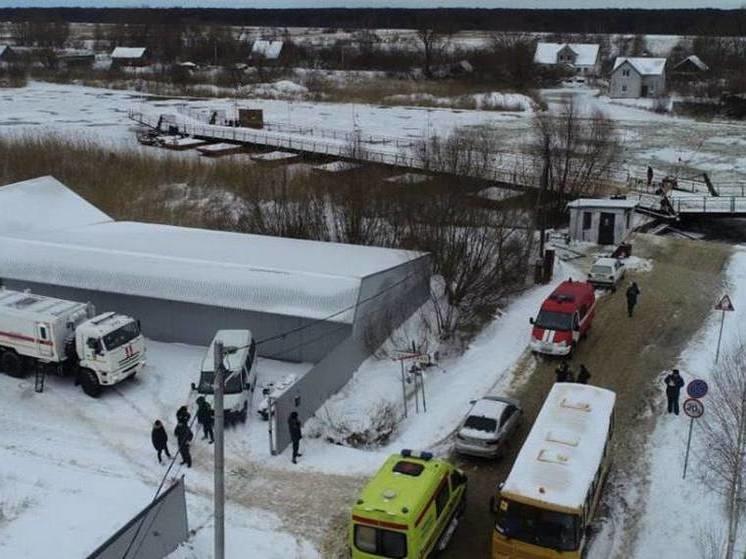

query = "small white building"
[
  {"left": 567, "top": 198, "right": 638, "bottom": 245},
  {"left": 609, "top": 57, "right": 667, "bottom": 98},
  {"left": 534, "top": 42, "right": 601, "bottom": 76},
  {"left": 110, "top": 47, "right": 150, "bottom": 67},
  {"left": 250, "top": 40, "right": 284, "bottom": 61}
]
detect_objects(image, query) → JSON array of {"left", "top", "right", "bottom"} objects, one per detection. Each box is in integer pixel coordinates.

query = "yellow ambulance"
[{"left": 350, "top": 449, "right": 468, "bottom": 559}]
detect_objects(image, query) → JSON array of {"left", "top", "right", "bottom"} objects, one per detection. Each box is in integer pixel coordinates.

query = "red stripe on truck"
[
  {"left": 352, "top": 515, "right": 408, "bottom": 531},
  {"left": 0, "top": 330, "right": 54, "bottom": 346}
]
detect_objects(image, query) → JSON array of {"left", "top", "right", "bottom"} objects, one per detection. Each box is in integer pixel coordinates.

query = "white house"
[
  {"left": 250, "top": 40, "right": 284, "bottom": 61},
  {"left": 110, "top": 47, "right": 150, "bottom": 67},
  {"left": 534, "top": 42, "right": 601, "bottom": 76},
  {"left": 567, "top": 199, "right": 638, "bottom": 245},
  {"left": 609, "top": 57, "right": 667, "bottom": 99}
]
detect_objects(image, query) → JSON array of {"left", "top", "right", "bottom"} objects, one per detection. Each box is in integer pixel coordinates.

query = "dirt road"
[{"left": 443, "top": 234, "right": 730, "bottom": 558}]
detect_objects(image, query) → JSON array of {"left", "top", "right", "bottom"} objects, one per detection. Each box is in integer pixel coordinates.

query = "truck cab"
[
  {"left": 529, "top": 280, "right": 595, "bottom": 357},
  {"left": 75, "top": 312, "right": 146, "bottom": 395},
  {"left": 194, "top": 330, "right": 256, "bottom": 425}
]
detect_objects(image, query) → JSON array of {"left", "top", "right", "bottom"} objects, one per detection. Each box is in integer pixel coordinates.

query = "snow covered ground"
[{"left": 632, "top": 248, "right": 746, "bottom": 557}]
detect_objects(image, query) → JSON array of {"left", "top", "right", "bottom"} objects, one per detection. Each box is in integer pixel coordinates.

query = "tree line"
[{"left": 1, "top": 7, "right": 746, "bottom": 37}]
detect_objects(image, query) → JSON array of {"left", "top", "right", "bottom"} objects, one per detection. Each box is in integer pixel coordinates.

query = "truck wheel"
[
  {"left": 0, "top": 351, "right": 25, "bottom": 378},
  {"left": 79, "top": 368, "right": 103, "bottom": 398}
]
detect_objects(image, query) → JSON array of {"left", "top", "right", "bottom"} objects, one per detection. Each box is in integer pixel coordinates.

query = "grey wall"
[
  {"left": 609, "top": 66, "right": 642, "bottom": 98},
  {"left": 2, "top": 280, "right": 350, "bottom": 363},
  {"left": 271, "top": 255, "right": 432, "bottom": 453},
  {"left": 86, "top": 477, "right": 188, "bottom": 559},
  {"left": 569, "top": 207, "right": 633, "bottom": 245}
]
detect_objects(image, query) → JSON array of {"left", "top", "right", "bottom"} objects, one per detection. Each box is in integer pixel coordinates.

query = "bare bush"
[
  {"left": 415, "top": 125, "right": 502, "bottom": 179},
  {"left": 317, "top": 401, "right": 400, "bottom": 448}
]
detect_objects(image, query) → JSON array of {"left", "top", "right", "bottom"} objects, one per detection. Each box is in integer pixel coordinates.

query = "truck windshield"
[
  {"left": 197, "top": 370, "right": 243, "bottom": 395},
  {"left": 102, "top": 322, "right": 140, "bottom": 350},
  {"left": 534, "top": 310, "right": 572, "bottom": 331},
  {"left": 495, "top": 499, "right": 579, "bottom": 551},
  {"left": 354, "top": 524, "right": 407, "bottom": 559}
]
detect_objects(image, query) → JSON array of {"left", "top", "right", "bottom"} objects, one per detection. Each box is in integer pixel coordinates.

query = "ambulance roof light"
[{"left": 401, "top": 449, "right": 412, "bottom": 457}]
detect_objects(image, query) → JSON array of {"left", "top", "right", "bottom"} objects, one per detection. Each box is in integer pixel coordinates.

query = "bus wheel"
[
  {"left": 80, "top": 368, "right": 103, "bottom": 398},
  {"left": 0, "top": 350, "right": 25, "bottom": 378}
]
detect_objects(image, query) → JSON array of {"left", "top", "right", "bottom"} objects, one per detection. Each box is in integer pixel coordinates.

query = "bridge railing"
[{"left": 672, "top": 196, "right": 746, "bottom": 214}]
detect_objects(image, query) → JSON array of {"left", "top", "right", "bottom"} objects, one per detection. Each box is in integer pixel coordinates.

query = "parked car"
[
  {"left": 588, "top": 257, "right": 626, "bottom": 291},
  {"left": 455, "top": 396, "right": 522, "bottom": 458}
]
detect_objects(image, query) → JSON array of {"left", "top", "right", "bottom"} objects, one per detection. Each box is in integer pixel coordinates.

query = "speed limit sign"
[{"left": 683, "top": 398, "right": 704, "bottom": 419}]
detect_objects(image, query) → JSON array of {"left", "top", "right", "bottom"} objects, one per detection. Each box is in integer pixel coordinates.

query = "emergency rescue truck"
[
  {"left": 529, "top": 280, "right": 595, "bottom": 357},
  {"left": 350, "top": 450, "right": 467, "bottom": 559},
  {"left": 0, "top": 288, "right": 146, "bottom": 397}
]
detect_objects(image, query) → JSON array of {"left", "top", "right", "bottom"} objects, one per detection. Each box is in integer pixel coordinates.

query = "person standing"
[
  {"left": 647, "top": 165, "right": 654, "bottom": 187},
  {"left": 664, "top": 369, "right": 685, "bottom": 415},
  {"left": 626, "top": 282, "right": 641, "bottom": 317},
  {"left": 175, "top": 420, "right": 194, "bottom": 468},
  {"left": 555, "top": 361, "right": 571, "bottom": 383},
  {"left": 151, "top": 420, "right": 171, "bottom": 464},
  {"left": 176, "top": 405, "right": 191, "bottom": 425},
  {"left": 288, "top": 411, "right": 303, "bottom": 464},
  {"left": 577, "top": 364, "right": 591, "bottom": 384},
  {"left": 196, "top": 396, "right": 215, "bottom": 444}
]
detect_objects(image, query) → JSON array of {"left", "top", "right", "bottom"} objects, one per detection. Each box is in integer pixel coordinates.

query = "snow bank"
[
  {"left": 382, "top": 92, "right": 536, "bottom": 112},
  {"left": 240, "top": 80, "right": 309, "bottom": 100}
]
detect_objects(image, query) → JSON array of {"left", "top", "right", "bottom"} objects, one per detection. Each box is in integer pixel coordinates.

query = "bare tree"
[
  {"left": 532, "top": 97, "right": 621, "bottom": 212},
  {"left": 415, "top": 27, "right": 451, "bottom": 79},
  {"left": 697, "top": 342, "right": 746, "bottom": 559},
  {"left": 415, "top": 125, "right": 503, "bottom": 180}
]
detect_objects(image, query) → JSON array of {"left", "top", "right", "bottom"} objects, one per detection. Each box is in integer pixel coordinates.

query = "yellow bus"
[
  {"left": 492, "top": 383, "right": 616, "bottom": 558},
  {"left": 350, "top": 450, "right": 467, "bottom": 559}
]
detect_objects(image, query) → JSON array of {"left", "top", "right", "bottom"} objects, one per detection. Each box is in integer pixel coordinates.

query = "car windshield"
[
  {"left": 197, "top": 370, "right": 243, "bottom": 395},
  {"left": 464, "top": 415, "right": 497, "bottom": 433},
  {"left": 354, "top": 525, "right": 407, "bottom": 559},
  {"left": 496, "top": 499, "right": 579, "bottom": 551},
  {"left": 534, "top": 310, "right": 572, "bottom": 331},
  {"left": 591, "top": 265, "right": 612, "bottom": 275},
  {"left": 102, "top": 321, "right": 140, "bottom": 350}
]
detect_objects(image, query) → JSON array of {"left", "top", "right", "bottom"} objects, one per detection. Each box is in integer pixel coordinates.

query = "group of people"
[
  {"left": 555, "top": 361, "right": 591, "bottom": 384},
  {"left": 150, "top": 396, "right": 217, "bottom": 468}
]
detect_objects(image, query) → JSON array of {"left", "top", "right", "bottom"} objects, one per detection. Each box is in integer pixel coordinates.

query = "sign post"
[
  {"left": 714, "top": 294, "right": 735, "bottom": 363},
  {"left": 682, "top": 380, "right": 707, "bottom": 480}
]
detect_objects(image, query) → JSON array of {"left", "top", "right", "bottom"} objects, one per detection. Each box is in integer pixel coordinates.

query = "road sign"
[
  {"left": 683, "top": 398, "right": 705, "bottom": 419},
  {"left": 687, "top": 379, "right": 709, "bottom": 399},
  {"left": 715, "top": 294, "right": 735, "bottom": 312}
]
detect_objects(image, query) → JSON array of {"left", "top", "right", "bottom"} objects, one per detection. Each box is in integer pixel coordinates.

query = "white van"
[{"left": 193, "top": 330, "right": 257, "bottom": 424}]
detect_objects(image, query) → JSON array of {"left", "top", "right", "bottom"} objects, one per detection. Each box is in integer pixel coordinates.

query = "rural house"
[
  {"left": 609, "top": 57, "right": 667, "bottom": 98},
  {"left": 533, "top": 42, "right": 601, "bottom": 76},
  {"left": 110, "top": 47, "right": 150, "bottom": 67},
  {"left": 0, "top": 45, "right": 16, "bottom": 66},
  {"left": 672, "top": 55, "right": 709, "bottom": 75}
]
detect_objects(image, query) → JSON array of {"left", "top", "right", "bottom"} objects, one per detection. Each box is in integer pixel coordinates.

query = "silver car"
[
  {"left": 455, "top": 396, "right": 523, "bottom": 458},
  {"left": 588, "top": 256, "right": 625, "bottom": 291}
]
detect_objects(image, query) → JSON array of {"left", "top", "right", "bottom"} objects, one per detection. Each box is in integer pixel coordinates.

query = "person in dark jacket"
[
  {"left": 151, "top": 420, "right": 171, "bottom": 464},
  {"left": 288, "top": 411, "right": 302, "bottom": 464},
  {"left": 176, "top": 405, "right": 191, "bottom": 425},
  {"left": 175, "top": 421, "right": 194, "bottom": 468},
  {"left": 626, "top": 282, "right": 641, "bottom": 317},
  {"left": 577, "top": 364, "right": 591, "bottom": 385},
  {"left": 555, "top": 361, "right": 572, "bottom": 383},
  {"left": 664, "top": 369, "right": 685, "bottom": 415},
  {"left": 195, "top": 396, "right": 215, "bottom": 444},
  {"left": 647, "top": 166, "right": 654, "bottom": 187}
]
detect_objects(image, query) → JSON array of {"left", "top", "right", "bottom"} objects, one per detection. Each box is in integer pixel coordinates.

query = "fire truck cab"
[{"left": 529, "top": 280, "right": 595, "bottom": 357}]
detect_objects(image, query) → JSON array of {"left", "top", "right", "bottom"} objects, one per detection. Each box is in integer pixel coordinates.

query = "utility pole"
[
  {"left": 538, "top": 132, "right": 551, "bottom": 259},
  {"left": 213, "top": 340, "right": 225, "bottom": 559}
]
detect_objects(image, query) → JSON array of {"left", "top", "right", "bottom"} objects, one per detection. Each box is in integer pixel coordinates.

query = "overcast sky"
[{"left": 5, "top": 0, "right": 745, "bottom": 8}]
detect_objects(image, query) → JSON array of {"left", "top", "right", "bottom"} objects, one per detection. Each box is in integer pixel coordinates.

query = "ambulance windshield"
[{"left": 535, "top": 310, "right": 572, "bottom": 331}]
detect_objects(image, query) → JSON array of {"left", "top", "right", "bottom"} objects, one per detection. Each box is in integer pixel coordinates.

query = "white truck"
[{"left": 0, "top": 288, "right": 146, "bottom": 397}]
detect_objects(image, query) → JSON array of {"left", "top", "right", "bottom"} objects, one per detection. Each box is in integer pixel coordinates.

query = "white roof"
[
  {"left": 111, "top": 47, "right": 147, "bottom": 59},
  {"left": 0, "top": 287, "right": 89, "bottom": 323},
  {"left": 675, "top": 55, "right": 709, "bottom": 72},
  {"left": 593, "top": 257, "right": 619, "bottom": 267},
  {"left": 613, "top": 57, "right": 667, "bottom": 76},
  {"left": 0, "top": 176, "right": 112, "bottom": 236},
  {"left": 534, "top": 43, "right": 600, "bottom": 67},
  {"left": 251, "top": 40, "right": 284, "bottom": 60},
  {"left": 469, "top": 397, "right": 509, "bottom": 420},
  {"left": 502, "top": 383, "right": 616, "bottom": 511},
  {"left": 201, "top": 329, "right": 253, "bottom": 372},
  {"left": 567, "top": 198, "right": 637, "bottom": 209},
  {"left": 0, "top": 45, "right": 9, "bottom": 57},
  {"left": 0, "top": 221, "right": 422, "bottom": 323}
]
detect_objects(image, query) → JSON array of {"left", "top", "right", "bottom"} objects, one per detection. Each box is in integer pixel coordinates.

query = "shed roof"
[
  {"left": 0, "top": 176, "right": 112, "bottom": 236},
  {"left": 111, "top": 47, "right": 147, "bottom": 59},
  {"left": 251, "top": 40, "right": 284, "bottom": 60},
  {"left": 613, "top": 57, "right": 667, "bottom": 76},
  {"left": 502, "top": 383, "right": 616, "bottom": 511},
  {"left": 0, "top": 45, "right": 9, "bottom": 58},
  {"left": 673, "top": 55, "right": 709, "bottom": 72},
  {"left": 567, "top": 198, "right": 638, "bottom": 209},
  {"left": 534, "top": 43, "right": 600, "bottom": 67}
]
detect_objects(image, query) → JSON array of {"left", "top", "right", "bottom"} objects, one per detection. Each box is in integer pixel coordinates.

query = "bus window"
[
  {"left": 435, "top": 481, "right": 450, "bottom": 517},
  {"left": 495, "top": 499, "right": 580, "bottom": 551},
  {"left": 353, "top": 525, "right": 407, "bottom": 559}
]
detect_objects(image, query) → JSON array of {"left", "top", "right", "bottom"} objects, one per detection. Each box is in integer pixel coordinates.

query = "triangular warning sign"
[{"left": 715, "top": 295, "right": 735, "bottom": 311}]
